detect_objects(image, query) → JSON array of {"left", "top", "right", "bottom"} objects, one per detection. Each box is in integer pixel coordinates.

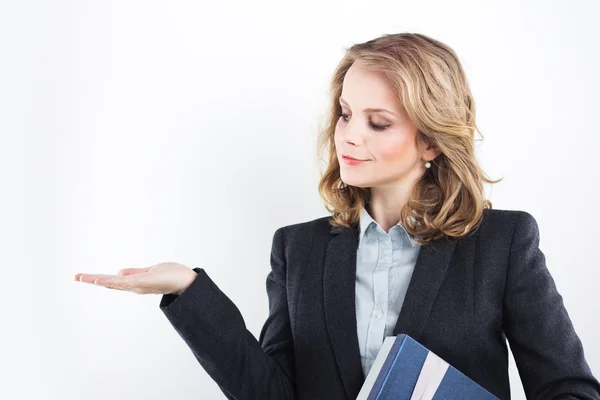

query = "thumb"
[{"left": 118, "top": 267, "right": 151, "bottom": 276}]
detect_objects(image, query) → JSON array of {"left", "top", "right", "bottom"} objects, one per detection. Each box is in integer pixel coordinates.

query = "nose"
[{"left": 341, "top": 118, "right": 364, "bottom": 146}]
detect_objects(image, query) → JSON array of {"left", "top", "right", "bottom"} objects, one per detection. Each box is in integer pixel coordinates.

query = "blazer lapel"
[
  {"left": 392, "top": 234, "right": 458, "bottom": 338},
  {"left": 323, "top": 223, "right": 363, "bottom": 400},
  {"left": 323, "top": 221, "right": 458, "bottom": 400}
]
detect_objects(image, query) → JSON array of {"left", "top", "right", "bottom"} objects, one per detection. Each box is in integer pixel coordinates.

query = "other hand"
[{"left": 74, "top": 262, "right": 198, "bottom": 295}]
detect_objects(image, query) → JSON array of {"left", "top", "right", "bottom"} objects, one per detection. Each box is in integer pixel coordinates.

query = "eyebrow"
[{"left": 339, "top": 97, "right": 397, "bottom": 117}]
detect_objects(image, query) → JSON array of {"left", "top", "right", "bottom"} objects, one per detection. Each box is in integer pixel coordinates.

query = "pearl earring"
[{"left": 425, "top": 161, "right": 431, "bottom": 168}]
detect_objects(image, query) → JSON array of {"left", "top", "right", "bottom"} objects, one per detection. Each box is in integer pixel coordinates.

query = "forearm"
[{"left": 160, "top": 268, "right": 296, "bottom": 400}]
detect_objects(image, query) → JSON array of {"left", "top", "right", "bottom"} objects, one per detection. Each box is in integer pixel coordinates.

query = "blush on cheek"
[{"left": 376, "top": 137, "right": 415, "bottom": 163}]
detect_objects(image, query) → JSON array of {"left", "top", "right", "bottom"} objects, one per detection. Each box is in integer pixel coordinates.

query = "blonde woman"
[{"left": 75, "top": 33, "right": 600, "bottom": 399}]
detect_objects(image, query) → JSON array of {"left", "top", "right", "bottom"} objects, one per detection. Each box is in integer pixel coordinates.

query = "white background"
[{"left": 2, "top": 0, "right": 599, "bottom": 399}]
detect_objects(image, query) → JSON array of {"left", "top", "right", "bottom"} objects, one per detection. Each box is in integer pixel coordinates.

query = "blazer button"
[{"left": 373, "top": 310, "right": 383, "bottom": 319}]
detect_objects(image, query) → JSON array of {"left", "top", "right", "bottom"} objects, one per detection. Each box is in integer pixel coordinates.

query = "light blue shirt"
[{"left": 355, "top": 205, "right": 422, "bottom": 378}]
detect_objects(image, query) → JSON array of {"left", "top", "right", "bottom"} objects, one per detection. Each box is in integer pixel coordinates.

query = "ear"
[
  {"left": 424, "top": 144, "right": 442, "bottom": 161},
  {"left": 418, "top": 135, "right": 442, "bottom": 162}
]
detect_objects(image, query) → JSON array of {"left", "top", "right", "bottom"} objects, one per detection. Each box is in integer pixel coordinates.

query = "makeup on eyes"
[
  {"left": 338, "top": 112, "right": 390, "bottom": 131},
  {"left": 338, "top": 97, "right": 398, "bottom": 118}
]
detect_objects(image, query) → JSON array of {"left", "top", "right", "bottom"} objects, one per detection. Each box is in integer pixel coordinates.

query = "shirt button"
[{"left": 373, "top": 310, "right": 383, "bottom": 319}]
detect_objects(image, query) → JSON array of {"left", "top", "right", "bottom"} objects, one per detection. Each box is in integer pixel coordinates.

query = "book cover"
[{"left": 356, "top": 334, "right": 499, "bottom": 400}]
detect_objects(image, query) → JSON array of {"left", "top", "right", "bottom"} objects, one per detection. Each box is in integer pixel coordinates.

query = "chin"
[{"left": 339, "top": 176, "right": 371, "bottom": 188}]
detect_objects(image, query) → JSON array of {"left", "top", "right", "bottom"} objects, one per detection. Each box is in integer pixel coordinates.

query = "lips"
[{"left": 342, "top": 154, "right": 368, "bottom": 161}]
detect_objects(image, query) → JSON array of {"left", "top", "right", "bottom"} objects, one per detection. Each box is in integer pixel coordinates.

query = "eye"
[
  {"left": 369, "top": 121, "right": 389, "bottom": 132},
  {"left": 337, "top": 112, "right": 390, "bottom": 132}
]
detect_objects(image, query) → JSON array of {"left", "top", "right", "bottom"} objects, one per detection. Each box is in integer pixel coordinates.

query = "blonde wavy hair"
[{"left": 317, "top": 32, "right": 502, "bottom": 245}]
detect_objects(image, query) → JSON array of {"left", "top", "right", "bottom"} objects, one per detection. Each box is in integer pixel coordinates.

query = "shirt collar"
[
  {"left": 359, "top": 205, "right": 420, "bottom": 247},
  {"left": 359, "top": 205, "right": 376, "bottom": 243}
]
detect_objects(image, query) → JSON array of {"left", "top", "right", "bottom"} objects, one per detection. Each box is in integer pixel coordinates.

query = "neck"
[{"left": 366, "top": 181, "right": 415, "bottom": 233}]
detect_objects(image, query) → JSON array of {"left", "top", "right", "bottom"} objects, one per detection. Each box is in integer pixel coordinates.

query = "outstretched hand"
[{"left": 74, "top": 262, "right": 198, "bottom": 295}]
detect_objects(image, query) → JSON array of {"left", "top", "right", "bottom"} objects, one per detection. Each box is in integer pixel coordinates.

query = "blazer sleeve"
[
  {"left": 159, "top": 227, "right": 296, "bottom": 400},
  {"left": 503, "top": 211, "right": 600, "bottom": 399}
]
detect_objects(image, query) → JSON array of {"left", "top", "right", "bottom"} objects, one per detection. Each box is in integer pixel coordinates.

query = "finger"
[
  {"left": 118, "top": 267, "right": 151, "bottom": 276},
  {"left": 96, "top": 282, "right": 130, "bottom": 292},
  {"left": 77, "top": 273, "right": 120, "bottom": 284},
  {"left": 78, "top": 272, "right": 155, "bottom": 294},
  {"left": 93, "top": 275, "right": 136, "bottom": 291}
]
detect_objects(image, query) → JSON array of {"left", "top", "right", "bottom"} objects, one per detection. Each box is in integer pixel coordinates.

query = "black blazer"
[{"left": 159, "top": 208, "right": 600, "bottom": 399}]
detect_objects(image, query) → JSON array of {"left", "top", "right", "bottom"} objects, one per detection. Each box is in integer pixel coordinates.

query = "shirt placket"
[{"left": 367, "top": 232, "right": 392, "bottom": 366}]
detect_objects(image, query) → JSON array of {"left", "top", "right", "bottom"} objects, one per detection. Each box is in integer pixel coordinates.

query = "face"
[{"left": 334, "top": 60, "right": 435, "bottom": 189}]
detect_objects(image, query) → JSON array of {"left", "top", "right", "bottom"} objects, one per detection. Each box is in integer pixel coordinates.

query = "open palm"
[{"left": 74, "top": 262, "right": 197, "bottom": 295}]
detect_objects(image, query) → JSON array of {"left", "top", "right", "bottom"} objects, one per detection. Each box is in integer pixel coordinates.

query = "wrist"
[{"left": 173, "top": 268, "right": 198, "bottom": 295}]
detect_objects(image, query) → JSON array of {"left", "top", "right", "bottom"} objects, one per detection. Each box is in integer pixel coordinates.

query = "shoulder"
[
  {"left": 275, "top": 215, "right": 332, "bottom": 239},
  {"left": 479, "top": 208, "right": 540, "bottom": 233},
  {"left": 481, "top": 207, "right": 535, "bottom": 223},
  {"left": 269, "top": 216, "right": 331, "bottom": 262},
  {"left": 474, "top": 208, "right": 542, "bottom": 254}
]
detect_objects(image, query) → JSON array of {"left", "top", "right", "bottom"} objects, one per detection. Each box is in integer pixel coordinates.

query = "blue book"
[{"left": 356, "top": 334, "right": 499, "bottom": 400}]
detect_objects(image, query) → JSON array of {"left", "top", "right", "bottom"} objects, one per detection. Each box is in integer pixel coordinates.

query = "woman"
[{"left": 75, "top": 33, "right": 600, "bottom": 399}]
